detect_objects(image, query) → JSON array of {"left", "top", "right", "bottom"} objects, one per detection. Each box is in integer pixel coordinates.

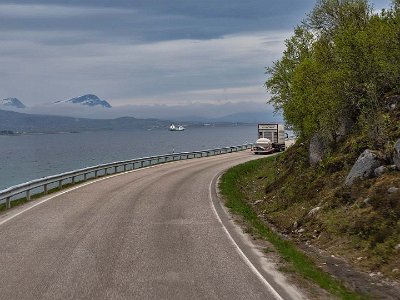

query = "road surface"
[{"left": 0, "top": 151, "right": 302, "bottom": 299}]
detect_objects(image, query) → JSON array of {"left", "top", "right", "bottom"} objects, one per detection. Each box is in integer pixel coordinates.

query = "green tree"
[{"left": 265, "top": 0, "right": 400, "bottom": 141}]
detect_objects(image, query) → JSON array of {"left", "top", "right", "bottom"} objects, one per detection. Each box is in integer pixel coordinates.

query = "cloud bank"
[{"left": 0, "top": 0, "right": 390, "bottom": 118}]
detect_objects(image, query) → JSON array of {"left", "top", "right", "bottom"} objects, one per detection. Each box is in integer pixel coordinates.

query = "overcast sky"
[{"left": 0, "top": 0, "right": 391, "bottom": 119}]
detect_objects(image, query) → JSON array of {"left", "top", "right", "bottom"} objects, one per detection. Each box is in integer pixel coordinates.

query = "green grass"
[{"left": 219, "top": 156, "right": 367, "bottom": 300}]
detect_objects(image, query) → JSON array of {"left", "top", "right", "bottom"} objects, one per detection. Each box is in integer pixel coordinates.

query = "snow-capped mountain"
[
  {"left": 55, "top": 94, "right": 112, "bottom": 108},
  {"left": 1, "top": 98, "right": 26, "bottom": 109}
]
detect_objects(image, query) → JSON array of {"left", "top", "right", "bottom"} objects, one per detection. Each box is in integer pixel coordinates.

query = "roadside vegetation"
[
  {"left": 266, "top": 0, "right": 400, "bottom": 145},
  {"left": 220, "top": 0, "right": 400, "bottom": 298},
  {"left": 263, "top": 0, "right": 400, "bottom": 281},
  {"left": 220, "top": 156, "right": 363, "bottom": 299}
]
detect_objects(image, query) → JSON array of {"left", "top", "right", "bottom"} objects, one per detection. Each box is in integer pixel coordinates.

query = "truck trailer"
[{"left": 257, "top": 123, "right": 286, "bottom": 152}]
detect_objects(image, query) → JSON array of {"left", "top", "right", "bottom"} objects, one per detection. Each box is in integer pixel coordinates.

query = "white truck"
[
  {"left": 255, "top": 123, "right": 286, "bottom": 152},
  {"left": 251, "top": 138, "right": 275, "bottom": 154}
]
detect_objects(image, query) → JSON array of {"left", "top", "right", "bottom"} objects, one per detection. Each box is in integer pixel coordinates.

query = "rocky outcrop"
[
  {"left": 345, "top": 150, "right": 383, "bottom": 186},
  {"left": 309, "top": 134, "right": 328, "bottom": 167},
  {"left": 393, "top": 139, "right": 400, "bottom": 169},
  {"left": 335, "top": 116, "right": 355, "bottom": 142}
]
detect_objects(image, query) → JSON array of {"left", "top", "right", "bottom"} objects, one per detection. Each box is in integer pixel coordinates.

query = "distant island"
[
  {"left": 0, "top": 130, "right": 21, "bottom": 136},
  {"left": 0, "top": 108, "right": 255, "bottom": 135}
]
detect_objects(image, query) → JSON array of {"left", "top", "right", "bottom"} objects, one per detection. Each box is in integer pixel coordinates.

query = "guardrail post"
[
  {"left": 6, "top": 197, "right": 10, "bottom": 209},
  {"left": 0, "top": 144, "right": 252, "bottom": 206}
]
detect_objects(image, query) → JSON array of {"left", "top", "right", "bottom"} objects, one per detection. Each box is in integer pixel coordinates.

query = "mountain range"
[
  {"left": 1, "top": 94, "right": 112, "bottom": 110},
  {"left": 0, "top": 94, "right": 276, "bottom": 124},
  {"left": 0, "top": 109, "right": 171, "bottom": 133},
  {"left": 54, "top": 94, "right": 112, "bottom": 108},
  {"left": 1, "top": 98, "right": 26, "bottom": 109}
]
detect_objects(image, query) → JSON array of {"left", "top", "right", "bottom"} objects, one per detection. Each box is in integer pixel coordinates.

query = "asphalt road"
[{"left": 0, "top": 151, "right": 302, "bottom": 300}]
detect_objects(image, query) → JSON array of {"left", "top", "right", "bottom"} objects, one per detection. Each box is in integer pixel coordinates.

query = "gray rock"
[
  {"left": 393, "top": 139, "right": 400, "bottom": 169},
  {"left": 309, "top": 134, "right": 327, "bottom": 167},
  {"left": 388, "top": 187, "right": 399, "bottom": 194},
  {"left": 335, "top": 116, "right": 354, "bottom": 142},
  {"left": 388, "top": 164, "right": 398, "bottom": 171},
  {"left": 307, "top": 206, "right": 321, "bottom": 217},
  {"left": 292, "top": 221, "right": 298, "bottom": 229},
  {"left": 345, "top": 150, "right": 383, "bottom": 186},
  {"left": 374, "top": 165, "right": 388, "bottom": 177},
  {"left": 385, "top": 95, "right": 400, "bottom": 111}
]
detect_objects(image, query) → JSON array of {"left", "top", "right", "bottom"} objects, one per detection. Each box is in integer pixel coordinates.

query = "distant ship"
[{"left": 169, "top": 124, "right": 185, "bottom": 131}]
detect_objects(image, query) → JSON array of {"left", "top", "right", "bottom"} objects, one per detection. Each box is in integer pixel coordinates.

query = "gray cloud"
[{"left": 0, "top": 0, "right": 391, "bottom": 119}]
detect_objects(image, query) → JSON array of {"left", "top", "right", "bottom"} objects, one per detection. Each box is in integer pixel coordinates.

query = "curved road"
[{"left": 0, "top": 151, "right": 302, "bottom": 299}]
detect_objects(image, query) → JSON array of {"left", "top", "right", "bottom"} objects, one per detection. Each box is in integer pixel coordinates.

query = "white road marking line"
[
  {"left": 209, "top": 173, "right": 284, "bottom": 300},
  {"left": 0, "top": 160, "right": 183, "bottom": 227},
  {"left": 0, "top": 153, "right": 245, "bottom": 227}
]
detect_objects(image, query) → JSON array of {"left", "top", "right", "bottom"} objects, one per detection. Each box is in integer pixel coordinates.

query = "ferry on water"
[{"left": 169, "top": 124, "right": 185, "bottom": 131}]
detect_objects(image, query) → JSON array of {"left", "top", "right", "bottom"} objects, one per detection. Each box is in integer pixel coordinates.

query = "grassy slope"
[
  {"left": 220, "top": 157, "right": 363, "bottom": 299},
  {"left": 219, "top": 109, "right": 400, "bottom": 298}
]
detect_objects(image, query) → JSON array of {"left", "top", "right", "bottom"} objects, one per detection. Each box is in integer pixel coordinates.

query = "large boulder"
[
  {"left": 309, "top": 134, "right": 327, "bottom": 167},
  {"left": 393, "top": 139, "right": 400, "bottom": 169},
  {"left": 345, "top": 150, "right": 383, "bottom": 186}
]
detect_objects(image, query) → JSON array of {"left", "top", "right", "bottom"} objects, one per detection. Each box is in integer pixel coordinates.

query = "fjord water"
[{"left": 0, "top": 125, "right": 256, "bottom": 190}]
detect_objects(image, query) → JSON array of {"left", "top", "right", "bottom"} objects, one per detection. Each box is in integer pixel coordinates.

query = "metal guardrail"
[{"left": 0, "top": 144, "right": 252, "bottom": 209}]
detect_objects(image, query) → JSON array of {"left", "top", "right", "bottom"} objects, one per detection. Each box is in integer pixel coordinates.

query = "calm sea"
[{"left": 0, "top": 125, "right": 257, "bottom": 190}]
